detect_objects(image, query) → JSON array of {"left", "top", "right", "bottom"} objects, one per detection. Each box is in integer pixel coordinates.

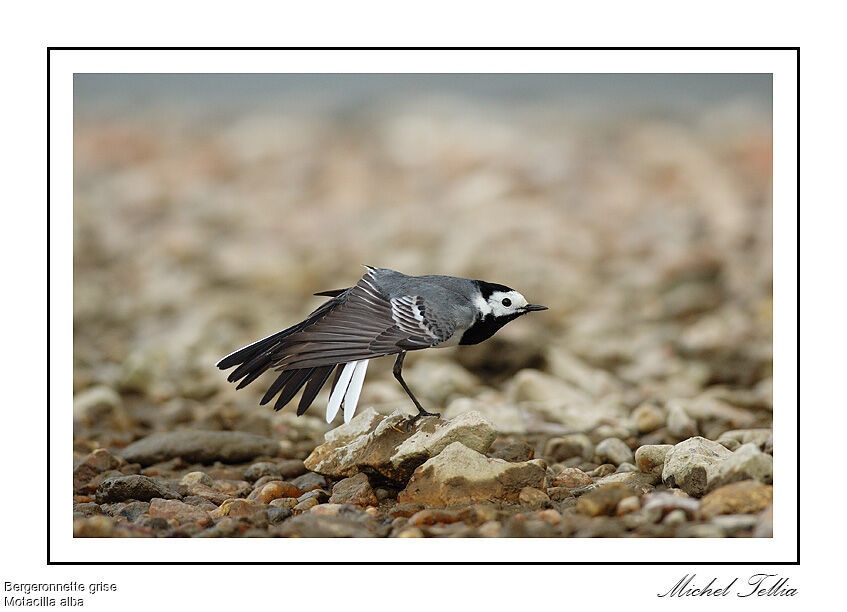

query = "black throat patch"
[{"left": 459, "top": 312, "right": 523, "bottom": 345}]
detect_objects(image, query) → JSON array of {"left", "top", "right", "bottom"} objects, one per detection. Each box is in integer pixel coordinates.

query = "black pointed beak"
[{"left": 522, "top": 304, "right": 548, "bottom": 312}]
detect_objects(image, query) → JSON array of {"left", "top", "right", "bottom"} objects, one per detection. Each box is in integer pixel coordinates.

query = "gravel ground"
[{"left": 73, "top": 80, "right": 772, "bottom": 537}]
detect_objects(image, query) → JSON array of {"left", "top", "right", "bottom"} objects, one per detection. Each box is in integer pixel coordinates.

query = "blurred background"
[{"left": 73, "top": 74, "right": 773, "bottom": 455}]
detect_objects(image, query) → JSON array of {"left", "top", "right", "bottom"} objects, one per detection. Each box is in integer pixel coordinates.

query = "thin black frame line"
[
  {"left": 47, "top": 47, "right": 52, "bottom": 566},
  {"left": 53, "top": 47, "right": 797, "bottom": 565},
  {"left": 49, "top": 46, "right": 800, "bottom": 51},
  {"left": 795, "top": 47, "right": 801, "bottom": 563}
]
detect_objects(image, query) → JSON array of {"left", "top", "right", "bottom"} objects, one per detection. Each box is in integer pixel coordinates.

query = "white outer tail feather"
[
  {"left": 343, "top": 360, "right": 369, "bottom": 423},
  {"left": 326, "top": 362, "right": 356, "bottom": 423}
]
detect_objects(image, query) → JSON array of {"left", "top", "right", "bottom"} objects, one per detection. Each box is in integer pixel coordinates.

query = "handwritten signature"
[{"left": 658, "top": 574, "right": 797, "bottom": 598}]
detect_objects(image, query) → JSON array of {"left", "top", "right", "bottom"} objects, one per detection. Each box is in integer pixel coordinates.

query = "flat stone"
[
  {"left": 398, "top": 442, "right": 546, "bottom": 507},
  {"left": 118, "top": 430, "right": 280, "bottom": 466},
  {"left": 95, "top": 475, "right": 181, "bottom": 503},
  {"left": 662, "top": 436, "right": 732, "bottom": 497}
]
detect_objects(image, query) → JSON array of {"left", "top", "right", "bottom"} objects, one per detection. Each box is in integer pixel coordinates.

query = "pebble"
[
  {"left": 489, "top": 441, "right": 535, "bottom": 462},
  {"left": 589, "top": 464, "right": 616, "bottom": 478},
  {"left": 329, "top": 473, "right": 378, "bottom": 507},
  {"left": 544, "top": 434, "right": 594, "bottom": 462},
  {"left": 118, "top": 501, "right": 150, "bottom": 521},
  {"left": 633, "top": 403, "right": 665, "bottom": 433},
  {"left": 180, "top": 471, "right": 213, "bottom": 487},
  {"left": 595, "top": 438, "right": 634, "bottom": 466},
  {"left": 477, "top": 520, "right": 503, "bottom": 537},
  {"left": 267, "top": 507, "right": 293, "bottom": 524},
  {"left": 663, "top": 509, "right": 688, "bottom": 526},
  {"left": 396, "top": 527, "right": 425, "bottom": 538},
  {"left": 699, "top": 480, "right": 773, "bottom": 519},
  {"left": 634, "top": 444, "right": 673, "bottom": 477},
  {"left": 269, "top": 497, "right": 299, "bottom": 509},
  {"left": 244, "top": 462, "right": 282, "bottom": 482},
  {"left": 256, "top": 481, "right": 302, "bottom": 504},
  {"left": 73, "top": 515, "right": 119, "bottom": 537},
  {"left": 149, "top": 498, "right": 211, "bottom": 526},
  {"left": 290, "top": 472, "right": 328, "bottom": 493},
  {"left": 310, "top": 503, "right": 349, "bottom": 516},
  {"left": 546, "top": 487, "right": 575, "bottom": 501},
  {"left": 518, "top": 486, "right": 551, "bottom": 508},
  {"left": 293, "top": 497, "right": 319, "bottom": 514},
  {"left": 616, "top": 496, "right": 641, "bottom": 516},
  {"left": 576, "top": 484, "right": 637, "bottom": 517},
  {"left": 551, "top": 467, "right": 592, "bottom": 489},
  {"left": 666, "top": 402, "right": 698, "bottom": 438}
]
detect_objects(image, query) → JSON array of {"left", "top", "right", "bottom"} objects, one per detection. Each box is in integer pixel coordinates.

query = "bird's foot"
[{"left": 401, "top": 409, "right": 441, "bottom": 432}]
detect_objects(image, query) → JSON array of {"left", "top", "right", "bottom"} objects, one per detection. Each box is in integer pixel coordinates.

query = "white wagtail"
[{"left": 217, "top": 266, "right": 547, "bottom": 428}]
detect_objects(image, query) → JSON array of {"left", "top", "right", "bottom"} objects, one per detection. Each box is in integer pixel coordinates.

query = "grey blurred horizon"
[{"left": 74, "top": 73, "right": 772, "bottom": 118}]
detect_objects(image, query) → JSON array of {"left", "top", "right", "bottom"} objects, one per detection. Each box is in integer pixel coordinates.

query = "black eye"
[{"left": 501, "top": 298, "right": 511, "bottom": 307}]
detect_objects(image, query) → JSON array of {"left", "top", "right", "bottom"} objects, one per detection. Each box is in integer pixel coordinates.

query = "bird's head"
[{"left": 475, "top": 281, "right": 548, "bottom": 319}]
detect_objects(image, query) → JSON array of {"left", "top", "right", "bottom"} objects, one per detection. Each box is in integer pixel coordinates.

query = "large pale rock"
[
  {"left": 391, "top": 411, "right": 497, "bottom": 475},
  {"left": 118, "top": 430, "right": 280, "bottom": 466},
  {"left": 662, "top": 436, "right": 731, "bottom": 497},
  {"left": 707, "top": 443, "right": 773, "bottom": 491},
  {"left": 305, "top": 408, "right": 495, "bottom": 483},
  {"left": 398, "top": 442, "right": 546, "bottom": 507}
]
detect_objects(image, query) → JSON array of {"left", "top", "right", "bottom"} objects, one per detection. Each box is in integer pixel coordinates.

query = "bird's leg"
[{"left": 393, "top": 352, "right": 440, "bottom": 431}]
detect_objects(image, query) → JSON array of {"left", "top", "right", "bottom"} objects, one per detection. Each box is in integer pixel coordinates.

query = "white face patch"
[{"left": 487, "top": 290, "right": 528, "bottom": 318}]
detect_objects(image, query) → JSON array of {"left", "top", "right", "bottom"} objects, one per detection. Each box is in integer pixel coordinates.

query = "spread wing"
[{"left": 216, "top": 269, "right": 454, "bottom": 412}]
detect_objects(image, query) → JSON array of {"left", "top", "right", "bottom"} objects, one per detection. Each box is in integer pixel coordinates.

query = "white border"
[{"left": 52, "top": 49, "right": 795, "bottom": 564}]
